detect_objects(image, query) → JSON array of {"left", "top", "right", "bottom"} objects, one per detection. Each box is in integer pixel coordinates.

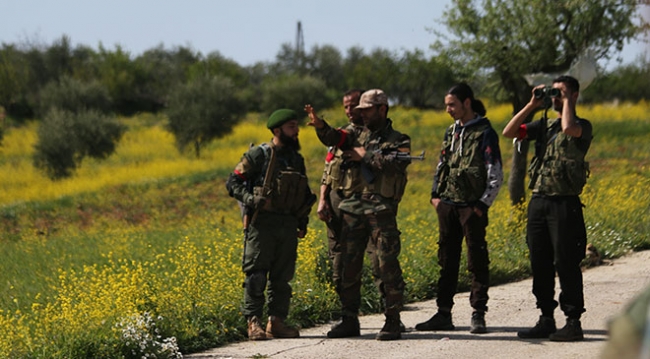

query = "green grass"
[{"left": 0, "top": 102, "right": 649, "bottom": 357}]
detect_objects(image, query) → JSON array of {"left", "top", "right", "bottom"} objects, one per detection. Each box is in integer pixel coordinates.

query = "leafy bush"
[
  {"left": 38, "top": 76, "right": 113, "bottom": 116},
  {"left": 33, "top": 109, "right": 125, "bottom": 180}
]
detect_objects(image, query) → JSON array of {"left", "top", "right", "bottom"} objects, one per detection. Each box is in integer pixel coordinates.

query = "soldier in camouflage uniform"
[
  {"left": 318, "top": 89, "right": 366, "bottom": 302},
  {"left": 317, "top": 89, "right": 406, "bottom": 338},
  {"left": 415, "top": 83, "right": 503, "bottom": 335},
  {"left": 306, "top": 89, "right": 410, "bottom": 341},
  {"left": 503, "top": 75, "right": 592, "bottom": 342},
  {"left": 226, "top": 109, "right": 315, "bottom": 341}
]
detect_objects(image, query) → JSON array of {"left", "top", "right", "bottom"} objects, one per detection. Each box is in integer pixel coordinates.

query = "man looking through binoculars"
[{"left": 502, "top": 75, "right": 593, "bottom": 342}]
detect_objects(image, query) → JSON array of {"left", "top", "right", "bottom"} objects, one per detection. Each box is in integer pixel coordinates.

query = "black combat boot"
[
  {"left": 469, "top": 310, "right": 487, "bottom": 334},
  {"left": 376, "top": 313, "right": 402, "bottom": 341},
  {"left": 517, "top": 315, "right": 557, "bottom": 339},
  {"left": 415, "top": 311, "right": 455, "bottom": 331},
  {"left": 327, "top": 316, "right": 361, "bottom": 338},
  {"left": 549, "top": 318, "right": 584, "bottom": 342}
]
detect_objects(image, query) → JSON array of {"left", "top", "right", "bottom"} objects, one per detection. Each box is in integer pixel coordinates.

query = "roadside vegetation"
[{"left": 0, "top": 102, "right": 648, "bottom": 357}]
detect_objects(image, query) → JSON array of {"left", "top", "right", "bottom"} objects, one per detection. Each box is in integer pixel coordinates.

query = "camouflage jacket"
[{"left": 316, "top": 118, "right": 411, "bottom": 213}]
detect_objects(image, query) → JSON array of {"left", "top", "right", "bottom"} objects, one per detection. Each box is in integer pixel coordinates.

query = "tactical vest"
[
  {"left": 438, "top": 122, "right": 490, "bottom": 203},
  {"left": 529, "top": 119, "right": 590, "bottom": 196},
  {"left": 325, "top": 147, "right": 365, "bottom": 197},
  {"left": 357, "top": 128, "right": 408, "bottom": 201},
  {"left": 323, "top": 123, "right": 366, "bottom": 197},
  {"left": 253, "top": 143, "right": 310, "bottom": 214}
]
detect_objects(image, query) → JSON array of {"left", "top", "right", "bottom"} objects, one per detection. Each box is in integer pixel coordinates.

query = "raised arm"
[{"left": 502, "top": 85, "right": 545, "bottom": 139}]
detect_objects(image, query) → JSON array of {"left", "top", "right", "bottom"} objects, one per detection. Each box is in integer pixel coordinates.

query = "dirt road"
[{"left": 187, "top": 250, "right": 650, "bottom": 359}]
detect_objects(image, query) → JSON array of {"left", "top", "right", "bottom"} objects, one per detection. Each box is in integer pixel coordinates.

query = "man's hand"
[
  {"left": 430, "top": 197, "right": 440, "bottom": 209},
  {"left": 298, "top": 229, "right": 307, "bottom": 238},
  {"left": 530, "top": 85, "right": 546, "bottom": 107},
  {"left": 317, "top": 199, "right": 332, "bottom": 222},
  {"left": 342, "top": 147, "right": 365, "bottom": 161},
  {"left": 304, "top": 104, "right": 325, "bottom": 129}
]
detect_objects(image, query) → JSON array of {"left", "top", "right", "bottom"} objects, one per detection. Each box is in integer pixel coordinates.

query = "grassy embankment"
[{"left": 0, "top": 102, "right": 648, "bottom": 357}]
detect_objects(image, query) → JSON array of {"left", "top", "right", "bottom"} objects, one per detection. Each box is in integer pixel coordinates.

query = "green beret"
[{"left": 267, "top": 109, "right": 298, "bottom": 129}]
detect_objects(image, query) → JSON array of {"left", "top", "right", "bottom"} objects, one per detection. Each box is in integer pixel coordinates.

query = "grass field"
[{"left": 0, "top": 102, "right": 649, "bottom": 358}]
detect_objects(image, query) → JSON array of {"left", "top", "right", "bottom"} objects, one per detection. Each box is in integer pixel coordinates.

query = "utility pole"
[{"left": 295, "top": 21, "right": 304, "bottom": 72}]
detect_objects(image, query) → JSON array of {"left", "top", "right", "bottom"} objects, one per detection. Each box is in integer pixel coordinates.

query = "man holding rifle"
[
  {"left": 226, "top": 109, "right": 316, "bottom": 341},
  {"left": 306, "top": 89, "right": 412, "bottom": 341}
]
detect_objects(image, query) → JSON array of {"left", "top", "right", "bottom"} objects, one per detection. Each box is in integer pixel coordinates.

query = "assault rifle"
[
  {"left": 242, "top": 142, "right": 276, "bottom": 230},
  {"left": 362, "top": 150, "right": 425, "bottom": 183},
  {"left": 373, "top": 149, "right": 426, "bottom": 161}
]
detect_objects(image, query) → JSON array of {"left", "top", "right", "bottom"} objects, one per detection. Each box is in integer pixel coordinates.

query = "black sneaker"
[
  {"left": 327, "top": 316, "right": 361, "bottom": 338},
  {"left": 415, "top": 311, "right": 455, "bottom": 331},
  {"left": 469, "top": 311, "right": 487, "bottom": 334},
  {"left": 549, "top": 318, "right": 584, "bottom": 342},
  {"left": 517, "top": 316, "right": 556, "bottom": 339}
]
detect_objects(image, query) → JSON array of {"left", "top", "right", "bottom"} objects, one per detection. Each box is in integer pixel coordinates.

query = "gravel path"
[{"left": 188, "top": 250, "right": 650, "bottom": 359}]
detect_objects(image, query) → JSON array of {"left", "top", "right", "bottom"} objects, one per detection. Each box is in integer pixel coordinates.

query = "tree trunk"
[
  {"left": 502, "top": 75, "right": 536, "bottom": 205},
  {"left": 508, "top": 139, "right": 529, "bottom": 205}
]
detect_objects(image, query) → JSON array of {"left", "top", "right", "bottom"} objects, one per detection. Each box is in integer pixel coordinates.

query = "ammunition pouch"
[
  {"left": 256, "top": 170, "right": 311, "bottom": 216},
  {"left": 326, "top": 148, "right": 344, "bottom": 189}
]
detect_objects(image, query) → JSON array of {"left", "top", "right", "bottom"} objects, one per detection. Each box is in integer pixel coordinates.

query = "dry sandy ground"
[{"left": 187, "top": 250, "right": 650, "bottom": 359}]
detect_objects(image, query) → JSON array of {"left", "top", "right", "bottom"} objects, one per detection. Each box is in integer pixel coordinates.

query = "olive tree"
[
  {"left": 33, "top": 109, "right": 125, "bottom": 180},
  {"left": 260, "top": 74, "right": 335, "bottom": 117},
  {"left": 438, "top": 0, "right": 649, "bottom": 204},
  {"left": 38, "top": 75, "right": 112, "bottom": 116},
  {"left": 166, "top": 75, "right": 246, "bottom": 158}
]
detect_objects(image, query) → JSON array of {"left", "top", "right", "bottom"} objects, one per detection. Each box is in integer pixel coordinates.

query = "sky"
[{"left": 1, "top": 0, "right": 648, "bottom": 72}]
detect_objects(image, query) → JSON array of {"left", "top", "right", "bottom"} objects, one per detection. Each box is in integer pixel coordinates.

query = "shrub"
[
  {"left": 38, "top": 76, "right": 112, "bottom": 116},
  {"left": 33, "top": 109, "right": 125, "bottom": 180}
]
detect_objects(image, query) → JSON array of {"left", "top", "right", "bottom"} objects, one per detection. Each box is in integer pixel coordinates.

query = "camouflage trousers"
[
  {"left": 338, "top": 206, "right": 405, "bottom": 317},
  {"left": 326, "top": 190, "right": 381, "bottom": 297}
]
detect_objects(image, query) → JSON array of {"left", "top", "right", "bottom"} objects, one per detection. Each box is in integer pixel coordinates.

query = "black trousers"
[
  {"left": 436, "top": 201, "right": 490, "bottom": 312},
  {"left": 527, "top": 195, "right": 587, "bottom": 319}
]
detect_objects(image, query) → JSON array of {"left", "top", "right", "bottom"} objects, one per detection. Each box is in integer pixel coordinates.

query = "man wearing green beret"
[{"left": 226, "top": 109, "right": 316, "bottom": 340}]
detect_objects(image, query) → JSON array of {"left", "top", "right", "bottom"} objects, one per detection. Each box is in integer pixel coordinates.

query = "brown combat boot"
[
  {"left": 266, "top": 315, "right": 300, "bottom": 338},
  {"left": 247, "top": 316, "right": 268, "bottom": 340}
]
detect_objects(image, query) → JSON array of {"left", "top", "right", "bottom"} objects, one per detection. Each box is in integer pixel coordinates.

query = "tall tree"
[
  {"left": 166, "top": 75, "right": 246, "bottom": 158},
  {"left": 305, "top": 44, "right": 345, "bottom": 91},
  {"left": 397, "top": 50, "right": 458, "bottom": 109},
  {"left": 438, "top": 0, "right": 649, "bottom": 204},
  {"left": 135, "top": 45, "right": 199, "bottom": 111}
]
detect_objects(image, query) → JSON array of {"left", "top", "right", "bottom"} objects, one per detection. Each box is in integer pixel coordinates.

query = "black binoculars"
[{"left": 534, "top": 86, "right": 561, "bottom": 99}]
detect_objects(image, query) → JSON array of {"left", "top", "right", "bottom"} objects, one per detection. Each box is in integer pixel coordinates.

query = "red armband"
[
  {"left": 233, "top": 169, "right": 246, "bottom": 180},
  {"left": 518, "top": 124, "right": 528, "bottom": 140},
  {"left": 336, "top": 130, "right": 348, "bottom": 148}
]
